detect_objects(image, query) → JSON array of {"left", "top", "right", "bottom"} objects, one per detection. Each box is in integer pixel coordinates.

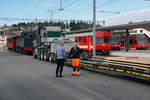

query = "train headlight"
[{"left": 102, "top": 44, "right": 106, "bottom": 46}]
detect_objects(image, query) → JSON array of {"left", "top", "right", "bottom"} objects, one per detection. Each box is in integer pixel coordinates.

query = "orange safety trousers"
[{"left": 72, "top": 59, "right": 80, "bottom": 76}]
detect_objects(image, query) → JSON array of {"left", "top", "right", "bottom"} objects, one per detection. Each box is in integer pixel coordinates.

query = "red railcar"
[
  {"left": 111, "top": 34, "right": 121, "bottom": 50},
  {"left": 7, "top": 35, "right": 16, "bottom": 51},
  {"left": 121, "top": 34, "right": 148, "bottom": 50},
  {"left": 65, "top": 31, "right": 111, "bottom": 55}
]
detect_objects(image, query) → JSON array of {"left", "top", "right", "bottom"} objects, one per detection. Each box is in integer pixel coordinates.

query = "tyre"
[
  {"left": 40, "top": 52, "right": 44, "bottom": 60},
  {"left": 38, "top": 52, "right": 41, "bottom": 60},
  {"left": 44, "top": 52, "right": 47, "bottom": 61},
  {"left": 46, "top": 53, "right": 49, "bottom": 61},
  {"left": 49, "top": 56, "right": 53, "bottom": 62},
  {"left": 33, "top": 51, "right": 37, "bottom": 59}
]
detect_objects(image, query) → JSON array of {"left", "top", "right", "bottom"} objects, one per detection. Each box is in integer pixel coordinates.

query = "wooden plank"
[
  {"left": 105, "top": 61, "right": 150, "bottom": 69},
  {"left": 105, "top": 57, "right": 150, "bottom": 65},
  {"left": 103, "top": 60, "right": 150, "bottom": 68},
  {"left": 89, "top": 56, "right": 150, "bottom": 71},
  {"left": 106, "top": 62, "right": 149, "bottom": 71}
]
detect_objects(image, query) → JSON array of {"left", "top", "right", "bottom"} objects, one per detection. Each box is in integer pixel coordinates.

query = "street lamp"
[
  {"left": 50, "top": 8, "right": 64, "bottom": 22},
  {"left": 59, "top": 0, "right": 64, "bottom": 11},
  {"left": 49, "top": 0, "right": 64, "bottom": 21}
]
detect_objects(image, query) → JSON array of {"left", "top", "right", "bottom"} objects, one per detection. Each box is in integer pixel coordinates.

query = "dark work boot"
[
  {"left": 59, "top": 75, "right": 63, "bottom": 77},
  {"left": 56, "top": 75, "right": 59, "bottom": 77}
]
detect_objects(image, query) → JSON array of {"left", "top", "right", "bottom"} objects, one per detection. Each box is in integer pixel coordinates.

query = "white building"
[
  {"left": 104, "top": 8, "right": 150, "bottom": 38},
  {"left": 130, "top": 28, "right": 150, "bottom": 38},
  {"left": 0, "top": 35, "right": 7, "bottom": 48}
]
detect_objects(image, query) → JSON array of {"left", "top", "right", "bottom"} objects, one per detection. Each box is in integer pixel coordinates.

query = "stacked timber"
[{"left": 91, "top": 56, "right": 150, "bottom": 71}]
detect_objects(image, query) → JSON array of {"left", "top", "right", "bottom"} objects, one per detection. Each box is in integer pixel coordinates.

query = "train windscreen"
[
  {"left": 104, "top": 36, "right": 111, "bottom": 43},
  {"left": 112, "top": 37, "right": 120, "bottom": 44},
  {"left": 138, "top": 35, "right": 147, "bottom": 44},
  {"left": 138, "top": 36, "right": 147, "bottom": 44},
  {"left": 96, "top": 36, "right": 103, "bottom": 43}
]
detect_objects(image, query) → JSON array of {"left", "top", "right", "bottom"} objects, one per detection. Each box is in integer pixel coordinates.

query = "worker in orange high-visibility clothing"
[{"left": 69, "top": 43, "right": 82, "bottom": 76}]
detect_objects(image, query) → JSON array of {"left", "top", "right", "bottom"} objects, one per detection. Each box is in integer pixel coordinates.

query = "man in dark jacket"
[
  {"left": 69, "top": 43, "right": 82, "bottom": 76},
  {"left": 55, "top": 42, "right": 66, "bottom": 77}
]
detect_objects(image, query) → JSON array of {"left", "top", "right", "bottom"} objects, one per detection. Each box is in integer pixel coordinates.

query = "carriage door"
[
  {"left": 133, "top": 39, "right": 138, "bottom": 48},
  {"left": 129, "top": 39, "right": 134, "bottom": 48},
  {"left": 121, "top": 39, "right": 125, "bottom": 48}
]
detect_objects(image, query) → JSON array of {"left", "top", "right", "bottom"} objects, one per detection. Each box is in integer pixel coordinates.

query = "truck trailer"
[{"left": 33, "top": 26, "right": 75, "bottom": 62}]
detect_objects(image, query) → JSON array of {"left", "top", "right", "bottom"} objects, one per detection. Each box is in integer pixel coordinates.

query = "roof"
[{"left": 63, "top": 21, "right": 150, "bottom": 34}]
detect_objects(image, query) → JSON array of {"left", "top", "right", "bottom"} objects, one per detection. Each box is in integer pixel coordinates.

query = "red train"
[
  {"left": 121, "top": 34, "right": 148, "bottom": 50},
  {"left": 111, "top": 34, "right": 121, "bottom": 50},
  {"left": 7, "top": 31, "right": 34, "bottom": 54},
  {"left": 7, "top": 35, "right": 16, "bottom": 51},
  {"left": 64, "top": 31, "right": 111, "bottom": 55}
]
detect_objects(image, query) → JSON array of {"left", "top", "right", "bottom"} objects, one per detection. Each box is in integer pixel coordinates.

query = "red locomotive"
[
  {"left": 121, "top": 34, "right": 148, "bottom": 50},
  {"left": 111, "top": 34, "right": 121, "bottom": 50},
  {"left": 64, "top": 31, "right": 111, "bottom": 55}
]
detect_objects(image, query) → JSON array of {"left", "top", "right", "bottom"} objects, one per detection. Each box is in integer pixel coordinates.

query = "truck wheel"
[
  {"left": 45, "top": 53, "right": 49, "bottom": 61},
  {"left": 38, "top": 53, "right": 41, "bottom": 60},
  {"left": 49, "top": 56, "right": 52, "bottom": 62},
  {"left": 33, "top": 51, "right": 37, "bottom": 59},
  {"left": 47, "top": 54, "right": 49, "bottom": 61},
  {"left": 41, "top": 53, "right": 43, "bottom": 60},
  {"left": 44, "top": 53, "right": 46, "bottom": 61},
  {"left": 42, "top": 53, "right": 45, "bottom": 60}
]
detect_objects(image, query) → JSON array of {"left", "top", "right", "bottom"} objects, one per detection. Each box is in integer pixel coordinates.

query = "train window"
[
  {"left": 31, "top": 35, "right": 33, "bottom": 38},
  {"left": 83, "top": 37, "right": 86, "bottom": 43},
  {"left": 79, "top": 37, "right": 81, "bottom": 43},
  {"left": 91, "top": 36, "right": 93, "bottom": 42},
  {"left": 24, "top": 33, "right": 27, "bottom": 37},
  {"left": 75, "top": 38, "right": 78, "bottom": 42},
  {"left": 104, "top": 36, "right": 110, "bottom": 43},
  {"left": 138, "top": 35, "right": 147, "bottom": 44},
  {"left": 130, "top": 40, "right": 133, "bottom": 44},
  {"left": 134, "top": 40, "right": 137, "bottom": 44},
  {"left": 96, "top": 36, "right": 103, "bottom": 43},
  {"left": 112, "top": 37, "right": 120, "bottom": 44}
]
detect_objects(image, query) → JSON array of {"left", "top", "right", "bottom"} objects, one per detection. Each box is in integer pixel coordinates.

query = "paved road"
[{"left": 0, "top": 51, "right": 150, "bottom": 100}]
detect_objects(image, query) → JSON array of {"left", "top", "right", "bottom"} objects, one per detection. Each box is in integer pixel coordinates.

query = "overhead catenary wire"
[{"left": 63, "top": 0, "right": 80, "bottom": 9}]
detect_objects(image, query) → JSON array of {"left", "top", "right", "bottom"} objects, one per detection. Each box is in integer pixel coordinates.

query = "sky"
[
  {"left": 105, "top": 7, "right": 150, "bottom": 26},
  {"left": 1, "top": 0, "right": 150, "bottom": 26}
]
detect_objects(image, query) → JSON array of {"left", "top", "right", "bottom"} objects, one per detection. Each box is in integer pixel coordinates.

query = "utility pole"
[
  {"left": 60, "top": 0, "right": 63, "bottom": 10},
  {"left": 50, "top": 10, "right": 53, "bottom": 22},
  {"left": 50, "top": 0, "right": 64, "bottom": 22},
  {"left": 93, "top": 0, "right": 96, "bottom": 56},
  {"left": 35, "top": 18, "right": 38, "bottom": 26}
]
